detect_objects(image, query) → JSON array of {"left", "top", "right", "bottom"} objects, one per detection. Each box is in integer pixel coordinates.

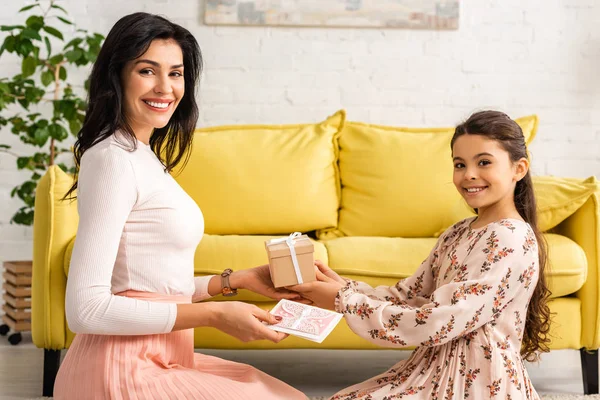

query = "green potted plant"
[{"left": 0, "top": 0, "right": 104, "bottom": 226}]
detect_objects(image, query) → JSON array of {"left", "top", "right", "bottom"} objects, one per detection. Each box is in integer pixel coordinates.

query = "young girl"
[
  {"left": 54, "top": 12, "right": 306, "bottom": 400},
  {"left": 291, "top": 110, "right": 551, "bottom": 399}
]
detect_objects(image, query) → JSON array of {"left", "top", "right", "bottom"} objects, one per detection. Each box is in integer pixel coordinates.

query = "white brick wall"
[{"left": 0, "top": 0, "right": 599, "bottom": 262}]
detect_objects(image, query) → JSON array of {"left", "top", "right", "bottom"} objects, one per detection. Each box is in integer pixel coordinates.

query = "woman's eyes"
[
  {"left": 454, "top": 163, "right": 465, "bottom": 169},
  {"left": 139, "top": 69, "right": 183, "bottom": 77},
  {"left": 478, "top": 159, "right": 491, "bottom": 166}
]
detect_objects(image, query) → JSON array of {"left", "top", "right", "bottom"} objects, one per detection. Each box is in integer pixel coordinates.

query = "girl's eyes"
[
  {"left": 454, "top": 160, "right": 491, "bottom": 169},
  {"left": 139, "top": 69, "right": 183, "bottom": 77}
]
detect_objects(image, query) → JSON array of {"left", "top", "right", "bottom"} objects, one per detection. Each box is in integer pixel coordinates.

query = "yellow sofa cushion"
[
  {"left": 172, "top": 111, "right": 344, "bottom": 235},
  {"left": 535, "top": 176, "right": 599, "bottom": 231},
  {"left": 323, "top": 233, "right": 586, "bottom": 299},
  {"left": 323, "top": 115, "right": 538, "bottom": 239},
  {"left": 64, "top": 233, "right": 329, "bottom": 303},
  {"left": 435, "top": 176, "right": 599, "bottom": 235}
]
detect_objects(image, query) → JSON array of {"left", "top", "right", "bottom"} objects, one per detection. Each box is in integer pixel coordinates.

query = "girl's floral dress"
[{"left": 331, "top": 217, "right": 541, "bottom": 400}]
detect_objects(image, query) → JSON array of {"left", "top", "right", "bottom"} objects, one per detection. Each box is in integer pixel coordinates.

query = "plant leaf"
[
  {"left": 17, "top": 156, "right": 31, "bottom": 170},
  {"left": 25, "top": 16, "right": 44, "bottom": 30},
  {"left": 59, "top": 66, "right": 67, "bottom": 80},
  {"left": 51, "top": 4, "right": 69, "bottom": 15},
  {"left": 64, "top": 37, "right": 83, "bottom": 49},
  {"left": 42, "top": 26, "right": 64, "bottom": 41},
  {"left": 44, "top": 36, "right": 51, "bottom": 57},
  {"left": 11, "top": 207, "right": 35, "bottom": 226},
  {"left": 3, "top": 36, "right": 16, "bottom": 53},
  {"left": 65, "top": 49, "right": 82, "bottom": 62},
  {"left": 21, "top": 56, "right": 37, "bottom": 77},
  {"left": 21, "top": 28, "right": 42, "bottom": 41},
  {"left": 27, "top": 113, "right": 41, "bottom": 121},
  {"left": 41, "top": 69, "right": 54, "bottom": 86},
  {"left": 0, "top": 144, "right": 11, "bottom": 149},
  {"left": 19, "top": 4, "right": 39, "bottom": 12},
  {"left": 49, "top": 54, "right": 63, "bottom": 64},
  {"left": 49, "top": 123, "right": 68, "bottom": 141},
  {"left": 69, "top": 119, "right": 81, "bottom": 135},
  {"left": 16, "top": 38, "right": 34, "bottom": 57},
  {"left": 1, "top": 25, "right": 25, "bottom": 31},
  {"left": 57, "top": 16, "right": 73, "bottom": 25},
  {"left": 33, "top": 126, "right": 50, "bottom": 146}
]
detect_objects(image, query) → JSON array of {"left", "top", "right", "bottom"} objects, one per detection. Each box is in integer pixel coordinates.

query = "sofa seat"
[{"left": 324, "top": 233, "right": 587, "bottom": 299}]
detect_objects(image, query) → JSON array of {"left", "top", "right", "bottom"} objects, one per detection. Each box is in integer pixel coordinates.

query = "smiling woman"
[
  {"left": 121, "top": 43, "right": 185, "bottom": 142},
  {"left": 53, "top": 12, "right": 307, "bottom": 400}
]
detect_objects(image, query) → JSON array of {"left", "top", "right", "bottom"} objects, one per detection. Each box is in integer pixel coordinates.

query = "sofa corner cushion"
[{"left": 534, "top": 176, "right": 599, "bottom": 231}]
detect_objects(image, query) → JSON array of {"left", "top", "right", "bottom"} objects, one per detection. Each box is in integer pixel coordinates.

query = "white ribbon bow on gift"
[{"left": 268, "top": 232, "right": 304, "bottom": 284}]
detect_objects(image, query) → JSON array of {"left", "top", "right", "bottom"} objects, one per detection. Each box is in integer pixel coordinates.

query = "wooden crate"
[
  {"left": 2, "top": 261, "right": 33, "bottom": 334},
  {"left": 3, "top": 261, "right": 32, "bottom": 275},
  {"left": 2, "top": 293, "right": 30, "bottom": 309},
  {"left": 2, "top": 282, "right": 31, "bottom": 298},
  {"left": 2, "top": 304, "right": 30, "bottom": 320},
  {"left": 2, "top": 271, "right": 32, "bottom": 286},
  {"left": 1, "top": 314, "right": 30, "bottom": 332}
]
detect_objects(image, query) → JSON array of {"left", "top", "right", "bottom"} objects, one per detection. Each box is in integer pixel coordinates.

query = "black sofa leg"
[
  {"left": 43, "top": 349, "right": 61, "bottom": 397},
  {"left": 581, "top": 348, "right": 599, "bottom": 394}
]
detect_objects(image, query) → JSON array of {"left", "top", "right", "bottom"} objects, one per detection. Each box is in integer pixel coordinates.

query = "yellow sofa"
[{"left": 32, "top": 110, "right": 600, "bottom": 396}]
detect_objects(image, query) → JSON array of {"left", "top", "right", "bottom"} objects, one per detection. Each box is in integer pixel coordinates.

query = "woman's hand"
[
  {"left": 210, "top": 301, "right": 289, "bottom": 343},
  {"left": 231, "top": 265, "right": 301, "bottom": 301},
  {"left": 286, "top": 266, "right": 344, "bottom": 311}
]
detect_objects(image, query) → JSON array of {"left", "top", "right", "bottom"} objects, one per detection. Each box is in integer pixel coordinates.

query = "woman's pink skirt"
[{"left": 54, "top": 291, "right": 307, "bottom": 400}]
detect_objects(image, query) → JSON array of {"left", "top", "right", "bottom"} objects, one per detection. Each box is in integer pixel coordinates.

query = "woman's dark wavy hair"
[
  {"left": 451, "top": 111, "right": 551, "bottom": 362},
  {"left": 65, "top": 12, "right": 202, "bottom": 199}
]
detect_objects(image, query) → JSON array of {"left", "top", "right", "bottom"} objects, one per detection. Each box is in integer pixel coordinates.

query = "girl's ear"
[{"left": 514, "top": 157, "right": 530, "bottom": 182}]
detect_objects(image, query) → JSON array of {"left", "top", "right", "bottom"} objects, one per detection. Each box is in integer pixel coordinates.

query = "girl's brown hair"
[{"left": 451, "top": 110, "right": 551, "bottom": 362}]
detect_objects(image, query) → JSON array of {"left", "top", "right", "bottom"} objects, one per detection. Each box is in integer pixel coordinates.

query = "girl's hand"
[
  {"left": 286, "top": 267, "right": 344, "bottom": 310},
  {"left": 314, "top": 260, "right": 346, "bottom": 285},
  {"left": 210, "top": 301, "right": 289, "bottom": 343},
  {"left": 232, "top": 265, "right": 301, "bottom": 301}
]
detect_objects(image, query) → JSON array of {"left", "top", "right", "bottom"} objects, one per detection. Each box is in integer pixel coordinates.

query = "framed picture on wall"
[{"left": 204, "top": 0, "right": 459, "bottom": 30}]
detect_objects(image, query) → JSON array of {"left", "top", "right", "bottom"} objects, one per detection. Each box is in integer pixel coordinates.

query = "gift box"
[{"left": 265, "top": 232, "right": 316, "bottom": 288}]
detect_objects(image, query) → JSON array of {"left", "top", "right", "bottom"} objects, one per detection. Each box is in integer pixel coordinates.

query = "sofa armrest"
[
  {"left": 32, "top": 166, "right": 79, "bottom": 350},
  {"left": 555, "top": 191, "right": 600, "bottom": 350}
]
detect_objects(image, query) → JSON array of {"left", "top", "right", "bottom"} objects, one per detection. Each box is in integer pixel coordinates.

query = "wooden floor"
[{"left": 0, "top": 333, "right": 587, "bottom": 399}]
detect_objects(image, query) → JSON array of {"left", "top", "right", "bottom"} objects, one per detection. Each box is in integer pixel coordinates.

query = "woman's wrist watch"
[{"left": 220, "top": 268, "right": 238, "bottom": 297}]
